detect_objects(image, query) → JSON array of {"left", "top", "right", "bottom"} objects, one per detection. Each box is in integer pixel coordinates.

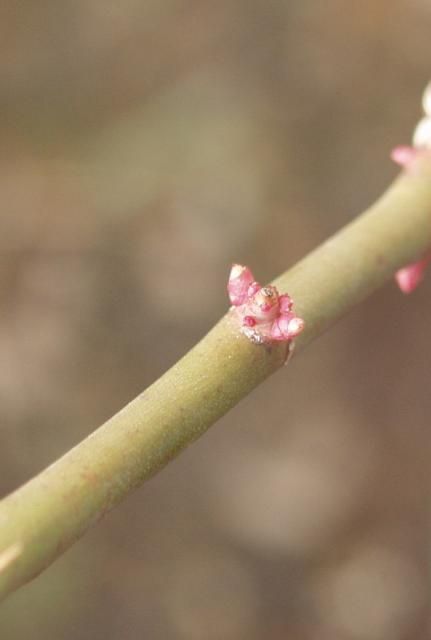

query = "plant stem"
[{"left": 1, "top": 166, "right": 431, "bottom": 602}]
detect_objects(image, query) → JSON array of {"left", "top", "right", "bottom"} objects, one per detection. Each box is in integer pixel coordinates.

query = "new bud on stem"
[{"left": 228, "top": 264, "right": 304, "bottom": 344}]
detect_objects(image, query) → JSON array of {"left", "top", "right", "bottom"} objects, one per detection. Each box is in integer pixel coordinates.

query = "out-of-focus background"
[{"left": 1, "top": 2, "right": 431, "bottom": 638}]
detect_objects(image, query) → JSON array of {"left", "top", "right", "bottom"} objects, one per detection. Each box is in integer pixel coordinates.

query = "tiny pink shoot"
[{"left": 228, "top": 264, "right": 304, "bottom": 344}]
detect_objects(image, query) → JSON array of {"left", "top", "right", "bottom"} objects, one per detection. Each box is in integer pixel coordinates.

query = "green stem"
[{"left": 1, "top": 167, "right": 431, "bottom": 602}]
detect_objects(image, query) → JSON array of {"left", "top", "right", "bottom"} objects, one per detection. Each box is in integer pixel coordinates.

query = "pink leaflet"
[
  {"left": 271, "top": 314, "right": 305, "bottom": 341},
  {"left": 227, "top": 264, "right": 255, "bottom": 306}
]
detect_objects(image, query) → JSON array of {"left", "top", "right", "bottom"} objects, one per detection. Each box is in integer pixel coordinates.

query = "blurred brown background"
[{"left": 1, "top": 1, "right": 431, "bottom": 639}]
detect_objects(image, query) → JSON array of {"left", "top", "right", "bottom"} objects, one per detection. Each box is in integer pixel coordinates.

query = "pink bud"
[
  {"left": 227, "top": 264, "right": 255, "bottom": 306},
  {"left": 395, "top": 261, "right": 427, "bottom": 294},
  {"left": 390, "top": 146, "right": 418, "bottom": 168},
  {"left": 248, "top": 286, "right": 279, "bottom": 321},
  {"left": 243, "top": 315, "right": 256, "bottom": 327},
  {"left": 390, "top": 145, "right": 431, "bottom": 176},
  {"left": 227, "top": 263, "right": 304, "bottom": 344}
]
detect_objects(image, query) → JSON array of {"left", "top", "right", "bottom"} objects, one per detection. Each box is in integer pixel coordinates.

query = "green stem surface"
[{"left": 1, "top": 167, "right": 431, "bottom": 601}]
